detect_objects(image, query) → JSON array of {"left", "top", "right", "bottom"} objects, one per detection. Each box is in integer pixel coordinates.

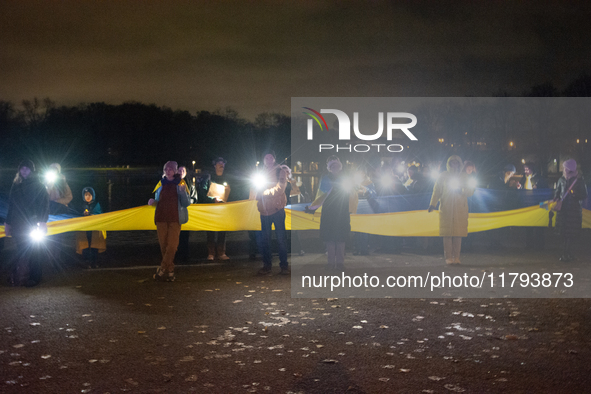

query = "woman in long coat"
[
  {"left": 554, "top": 159, "right": 587, "bottom": 261},
  {"left": 428, "top": 155, "right": 475, "bottom": 265},
  {"left": 307, "top": 156, "right": 354, "bottom": 270}
]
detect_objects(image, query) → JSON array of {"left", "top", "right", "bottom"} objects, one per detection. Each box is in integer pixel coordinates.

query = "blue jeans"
[{"left": 256, "top": 209, "right": 288, "bottom": 269}]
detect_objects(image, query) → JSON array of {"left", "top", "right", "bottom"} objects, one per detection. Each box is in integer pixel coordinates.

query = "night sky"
[{"left": 2, "top": 1, "right": 591, "bottom": 119}]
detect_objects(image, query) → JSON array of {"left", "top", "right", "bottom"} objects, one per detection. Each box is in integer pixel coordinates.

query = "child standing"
[{"left": 76, "top": 187, "right": 106, "bottom": 268}]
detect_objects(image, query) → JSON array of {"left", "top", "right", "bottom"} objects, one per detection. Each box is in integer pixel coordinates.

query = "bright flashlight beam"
[
  {"left": 251, "top": 173, "right": 267, "bottom": 190},
  {"left": 30, "top": 228, "right": 45, "bottom": 242},
  {"left": 430, "top": 170, "right": 440, "bottom": 180},
  {"left": 353, "top": 172, "right": 364, "bottom": 185},
  {"left": 380, "top": 175, "right": 393, "bottom": 187},
  {"left": 468, "top": 178, "right": 478, "bottom": 189},
  {"left": 45, "top": 171, "right": 57, "bottom": 183},
  {"left": 339, "top": 176, "right": 357, "bottom": 192}
]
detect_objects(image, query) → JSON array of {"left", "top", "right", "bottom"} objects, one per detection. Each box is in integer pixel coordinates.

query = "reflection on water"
[{"left": 0, "top": 168, "right": 163, "bottom": 213}]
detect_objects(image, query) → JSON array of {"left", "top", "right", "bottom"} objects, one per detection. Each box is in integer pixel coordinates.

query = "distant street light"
[{"left": 192, "top": 161, "right": 195, "bottom": 172}]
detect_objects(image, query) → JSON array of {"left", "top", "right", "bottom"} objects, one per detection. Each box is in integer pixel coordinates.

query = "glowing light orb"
[
  {"left": 45, "top": 171, "right": 58, "bottom": 183},
  {"left": 430, "top": 169, "right": 440, "bottom": 180},
  {"left": 380, "top": 175, "right": 393, "bottom": 187},
  {"left": 30, "top": 227, "right": 45, "bottom": 242},
  {"left": 353, "top": 172, "right": 364, "bottom": 185},
  {"left": 251, "top": 173, "right": 267, "bottom": 190}
]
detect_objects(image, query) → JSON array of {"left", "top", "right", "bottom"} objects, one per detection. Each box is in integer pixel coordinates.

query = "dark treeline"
[
  {"left": 0, "top": 99, "right": 290, "bottom": 171},
  {"left": 1, "top": 73, "right": 590, "bottom": 173}
]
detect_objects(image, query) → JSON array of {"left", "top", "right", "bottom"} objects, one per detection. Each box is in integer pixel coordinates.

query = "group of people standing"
[
  {"left": 305, "top": 154, "right": 587, "bottom": 269},
  {"left": 4, "top": 160, "right": 104, "bottom": 286},
  {"left": 3, "top": 153, "right": 588, "bottom": 286}
]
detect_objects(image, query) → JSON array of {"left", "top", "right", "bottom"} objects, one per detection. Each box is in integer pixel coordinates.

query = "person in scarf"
[
  {"left": 5, "top": 160, "right": 50, "bottom": 286},
  {"left": 148, "top": 161, "right": 191, "bottom": 281},
  {"left": 306, "top": 156, "right": 355, "bottom": 270},
  {"left": 75, "top": 187, "right": 106, "bottom": 268},
  {"left": 428, "top": 155, "right": 475, "bottom": 265},
  {"left": 553, "top": 159, "right": 588, "bottom": 262}
]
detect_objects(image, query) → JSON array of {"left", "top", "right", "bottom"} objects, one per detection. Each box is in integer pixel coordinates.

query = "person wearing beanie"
[
  {"left": 428, "top": 155, "right": 475, "bottom": 265},
  {"left": 5, "top": 160, "right": 50, "bottom": 286},
  {"left": 553, "top": 159, "right": 588, "bottom": 262}
]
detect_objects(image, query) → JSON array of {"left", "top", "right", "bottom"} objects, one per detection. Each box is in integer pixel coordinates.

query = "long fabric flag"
[{"left": 1, "top": 190, "right": 589, "bottom": 237}]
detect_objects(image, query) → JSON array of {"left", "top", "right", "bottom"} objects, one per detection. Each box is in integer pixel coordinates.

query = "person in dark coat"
[
  {"left": 4, "top": 160, "right": 50, "bottom": 286},
  {"left": 405, "top": 165, "right": 430, "bottom": 194},
  {"left": 306, "top": 156, "right": 352, "bottom": 270},
  {"left": 175, "top": 166, "right": 197, "bottom": 264},
  {"left": 353, "top": 169, "right": 375, "bottom": 256},
  {"left": 487, "top": 164, "right": 520, "bottom": 248},
  {"left": 488, "top": 164, "right": 521, "bottom": 190},
  {"left": 375, "top": 166, "right": 406, "bottom": 253},
  {"left": 206, "top": 157, "right": 231, "bottom": 260},
  {"left": 553, "top": 159, "right": 588, "bottom": 261},
  {"left": 522, "top": 162, "right": 548, "bottom": 250},
  {"left": 195, "top": 172, "right": 217, "bottom": 204}
]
